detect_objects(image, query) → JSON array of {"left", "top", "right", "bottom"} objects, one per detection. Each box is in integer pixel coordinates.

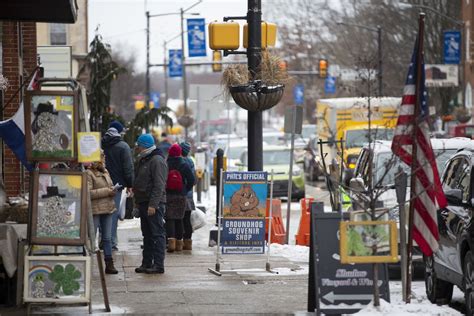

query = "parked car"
[
  {"left": 240, "top": 145, "right": 305, "bottom": 200},
  {"left": 350, "top": 138, "right": 474, "bottom": 271},
  {"left": 350, "top": 138, "right": 474, "bottom": 213},
  {"left": 424, "top": 148, "right": 474, "bottom": 313}
]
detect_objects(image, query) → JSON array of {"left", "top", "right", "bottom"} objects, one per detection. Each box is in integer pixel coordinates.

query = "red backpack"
[{"left": 167, "top": 169, "right": 184, "bottom": 192}]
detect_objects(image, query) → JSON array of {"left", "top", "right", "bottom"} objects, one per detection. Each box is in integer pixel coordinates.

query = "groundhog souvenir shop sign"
[{"left": 221, "top": 172, "right": 267, "bottom": 254}]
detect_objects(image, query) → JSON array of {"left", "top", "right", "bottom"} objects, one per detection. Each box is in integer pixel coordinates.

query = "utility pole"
[
  {"left": 180, "top": 7, "right": 189, "bottom": 140},
  {"left": 247, "top": 0, "right": 263, "bottom": 171},
  {"left": 163, "top": 40, "right": 168, "bottom": 108},
  {"left": 377, "top": 25, "right": 383, "bottom": 97},
  {"left": 146, "top": 11, "right": 150, "bottom": 114}
]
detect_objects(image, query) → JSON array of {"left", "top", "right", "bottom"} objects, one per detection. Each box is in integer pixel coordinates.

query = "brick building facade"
[{"left": 1, "top": 21, "right": 37, "bottom": 197}]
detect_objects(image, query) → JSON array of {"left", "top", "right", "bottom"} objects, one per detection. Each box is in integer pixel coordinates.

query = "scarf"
[{"left": 137, "top": 145, "right": 157, "bottom": 160}]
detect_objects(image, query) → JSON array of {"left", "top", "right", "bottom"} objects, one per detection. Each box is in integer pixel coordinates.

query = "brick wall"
[{"left": 2, "top": 21, "right": 37, "bottom": 197}]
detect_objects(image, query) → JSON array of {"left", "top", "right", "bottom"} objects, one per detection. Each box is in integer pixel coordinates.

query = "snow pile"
[
  {"left": 269, "top": 243, "right": 309, "bottom": 262},
  {"left": 354, "top": 298, "right": 462, "bottom": 316}
]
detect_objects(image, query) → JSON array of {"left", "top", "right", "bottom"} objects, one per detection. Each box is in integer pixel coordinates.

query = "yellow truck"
[{"left": 316, "top": 97, "right": 400, "bottom": 177}]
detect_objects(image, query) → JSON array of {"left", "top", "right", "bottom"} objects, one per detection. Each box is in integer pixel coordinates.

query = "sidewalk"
[{"left": 1, "top": 197, "right": 311, "bottom": 315}]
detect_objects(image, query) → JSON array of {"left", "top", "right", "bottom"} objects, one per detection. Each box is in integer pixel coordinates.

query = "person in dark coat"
[
  {"left": 133, "top": 134, "right": 168, "bottom": 274},
  {"left": 180, "top": 142, "right": 196, "bottom": 251},
  {"left": 166, "top": 143, "right": 195, "bottom": 252},
  {"left": 102, "top": 120, "right": 134, "bottom": 251},
  {"left": 157, "top": 132, "right": 172, "bottom": 157}
]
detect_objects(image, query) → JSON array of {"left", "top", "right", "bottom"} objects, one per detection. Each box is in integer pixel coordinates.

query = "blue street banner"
[
  {"left": 221, "top": 172, "right": 268, "bottom": 254},
  {"left": 444, "top": 30, "right": 461, "bottom": 64},
  {"left": 324, "top": 76, "right": 336, "bottom": 94},
  {"left": 293, "top": 84, "right": 304, "bottom": 105},
  {"left": 150, "top": 92, "right": 160, "bottom": 109},
  {"left": 187, "top": 18, "right": 207, "bottom": 57},
  {"left": 168, "top": 49, "right": 183, "bottom": 77}
]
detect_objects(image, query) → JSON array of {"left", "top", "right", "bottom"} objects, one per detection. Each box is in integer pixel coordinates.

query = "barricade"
[
  {"left": 295, "top": 197, "right": 314, "bottom": 246},
  {"left": 265, "top": 199, "right": 285, "bottom": 244}
]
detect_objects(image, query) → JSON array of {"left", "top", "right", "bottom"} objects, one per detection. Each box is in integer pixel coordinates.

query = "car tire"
[
  {"left": 464, "top": 251, "right": 474, "bottom": 316},
  {"left": 424, "top": 255, "right": 453, "bottom": 304}
]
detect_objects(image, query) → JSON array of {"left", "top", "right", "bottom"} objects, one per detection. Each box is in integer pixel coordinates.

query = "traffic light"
[
  {"left": 319, "top": 59, "right": 328, "bottom": 78},
  {"left": 212, "top": 50, "right": 222, "bottom": 72}
]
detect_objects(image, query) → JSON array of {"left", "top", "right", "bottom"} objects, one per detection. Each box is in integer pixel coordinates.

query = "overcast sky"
[{"left": 89, "top": 0, "right": 250, "bottom": 71}]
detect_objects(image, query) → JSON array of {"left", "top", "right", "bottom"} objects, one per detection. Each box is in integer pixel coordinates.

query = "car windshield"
[
  {"left": 227, "top": 146, "right": 247, "bottom": 160},
  {"left": 301, "top": 125, "right": 315, "bottom": 139},
  {"left": 263, "top": 135, "right": 281, "bottom": 145},
  {"left": 346, "top": 129, "right": 394, "bottom": 149},
  {"left": 263, "top": 150, "right": 291, "bottom": 165},
  {"left": 374, "top": 148, "right": 457, "bottom": 186}
]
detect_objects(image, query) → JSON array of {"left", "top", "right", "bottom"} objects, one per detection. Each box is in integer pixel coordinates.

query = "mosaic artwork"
[
  {"left": 31, "top": 171, "right": 85, "bottom": 245},
  {"left": 24, "top": 256, "right": 90, "bottom": 303},
  {"left": 26, "top": 93, "right": 76, "bottom": 160}
]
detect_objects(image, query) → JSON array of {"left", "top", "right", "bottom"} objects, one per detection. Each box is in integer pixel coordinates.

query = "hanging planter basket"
[
  {"left": 454, "top": 107, "right": 472, "bottom": 124},
  {"left": 177, "top": 115, "right": 194, "bottom": 128},
  {"left": 229, "top": 80, "right": 285, "bottom": 112}
]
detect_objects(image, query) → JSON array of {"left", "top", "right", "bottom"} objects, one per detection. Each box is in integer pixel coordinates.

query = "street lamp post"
[
  {"left": 337, "top": 22, "right": 383, "bottom": 96},
  {"left": 247, "top": 0, "right": 263, "bottom": 171},
  {"left": 145, "top": 1, "right": 201, "bottom": 136}
]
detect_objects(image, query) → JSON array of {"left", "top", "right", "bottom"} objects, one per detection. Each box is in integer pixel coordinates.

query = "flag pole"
[{"left": 406, "top": 12, "right": 425, "bottom": 304}]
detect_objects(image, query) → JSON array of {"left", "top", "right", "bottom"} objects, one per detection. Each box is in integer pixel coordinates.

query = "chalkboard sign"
[{"left": 308, "top": 209, "right": 390, "bottom": 314}]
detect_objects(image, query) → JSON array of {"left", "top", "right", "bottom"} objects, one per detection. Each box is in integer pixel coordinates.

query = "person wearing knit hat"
[
  {"left": 137, "top": 133, "right": 155, "bottom": 149},
  {"left": 133, "top": 133, "right": 168, "bottom": 274},
  {"left": 180, "top": 142, "right": 196, "bottom": 251},
  {"left": 165, "top": 143, "right": 195, "bottom": 252},
  {"left": 102, "top": 120, "right": 134, "bottom": 251},
  {"left": 108, "top": 120, "right": 124, "bottom": 134},
  {"left": 180, "top": 142, "right": 191, "bottom": 157}
]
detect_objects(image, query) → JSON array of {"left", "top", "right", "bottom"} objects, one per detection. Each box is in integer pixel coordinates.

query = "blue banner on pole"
[
  {"left": 444, "top": 30, "right": 461, "bottom": 64},
  {"left": 168, "top": 49, "right": 183, "bottom": 77},
  {"left": 221, "top": 172, "right": 268, "bottom": 254},
  {"left": 293, "top": 84, "right": 304, "bottom": 105},
  {"left": 324, "top": 76, "right": 336, "bottom": 94},
  {"left": 187, "top": 18, "right": 207, "bottom": 57},
  {"left": 150, "top": 92, "right": 160, "bottom": 109}
]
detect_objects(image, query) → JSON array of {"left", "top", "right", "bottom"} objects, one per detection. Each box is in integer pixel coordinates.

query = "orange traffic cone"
[
  {"left": 295, "top": 198, "right": 314, "bottom": 246},
  {"left": 265, "top": 199, "right": 286, "bottom": 244}
]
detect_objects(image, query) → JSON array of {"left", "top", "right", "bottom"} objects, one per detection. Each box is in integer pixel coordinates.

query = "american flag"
[{"left": 391, "top": 37, "right": 447, "bottom": 257}]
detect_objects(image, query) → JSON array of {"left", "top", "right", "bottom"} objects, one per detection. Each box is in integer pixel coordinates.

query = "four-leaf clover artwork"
[{"left": 49, "top": 263, "right": 82, "bottom": 295}]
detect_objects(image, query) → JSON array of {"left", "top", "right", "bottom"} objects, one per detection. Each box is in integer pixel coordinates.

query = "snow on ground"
[
  {"left": 354, "top": 298, "right": 462, "bottom": 316},
  {"left": 269, "top": 243, "right": 309, "bottom": 263}
]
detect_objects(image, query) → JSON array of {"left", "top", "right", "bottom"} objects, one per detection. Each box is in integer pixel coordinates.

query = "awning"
[{"left": 0, "top": 0, "right": 78, "bottom": 23}]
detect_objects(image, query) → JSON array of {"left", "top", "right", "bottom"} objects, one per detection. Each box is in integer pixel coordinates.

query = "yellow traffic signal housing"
[
  {"left": 209, "top": 21, "right": 240, "bottom": 50},
  {"left": 212, "top": 50, "right": 223, "bottom": 72},
  {"left": 243, "top": 22, "right": 277, "bottom": 48},
  {"left": 319, "top": 59, "right": 328, "bottom": 78}
]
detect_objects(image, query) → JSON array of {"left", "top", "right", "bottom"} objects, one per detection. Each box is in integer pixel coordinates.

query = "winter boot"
[
  {"left": 183, "top": 239, "right": 192, "bottom": 251},
  {"left": 176, "top": 239, "right": 184, "bottom": 252},
  {"left": 167, "top": 238, "right": 176, "bottom": 253},
  {"left": 105, "top": 258, "right": 118, "bottom": 274}
]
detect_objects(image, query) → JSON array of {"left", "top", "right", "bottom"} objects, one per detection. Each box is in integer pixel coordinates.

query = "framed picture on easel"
[
  {"left": 24, "top": 91, "right": 78, "bottom": 162},
  {"left": 23, "top": 255, "right": 91, "bottom": 303},
  {"left": 29, "top": 170, "right": 87, "bottom": 246}
]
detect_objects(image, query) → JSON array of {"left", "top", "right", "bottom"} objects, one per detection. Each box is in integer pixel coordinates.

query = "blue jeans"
[
  {"left": 139, "top": 202, "right": 166, "bottom": 268},
  {"left": 94, "top": 213, "right": 113, "bottom": 259},
  {"left": 111, "top": 191, "right": 122, "bottom": 248}
]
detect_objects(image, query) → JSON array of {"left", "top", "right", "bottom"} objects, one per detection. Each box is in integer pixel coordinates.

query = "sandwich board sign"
[
  {"left": 308, "top": 210, "right": 390, "bottom": 314},
  {"left": 221, "top": 172, "right": 267, "bottom": 254}
]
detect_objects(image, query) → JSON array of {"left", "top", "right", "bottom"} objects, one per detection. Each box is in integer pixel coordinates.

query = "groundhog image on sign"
[{"left": 229, "top": 184, "right": 260, "bottom": 217}]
